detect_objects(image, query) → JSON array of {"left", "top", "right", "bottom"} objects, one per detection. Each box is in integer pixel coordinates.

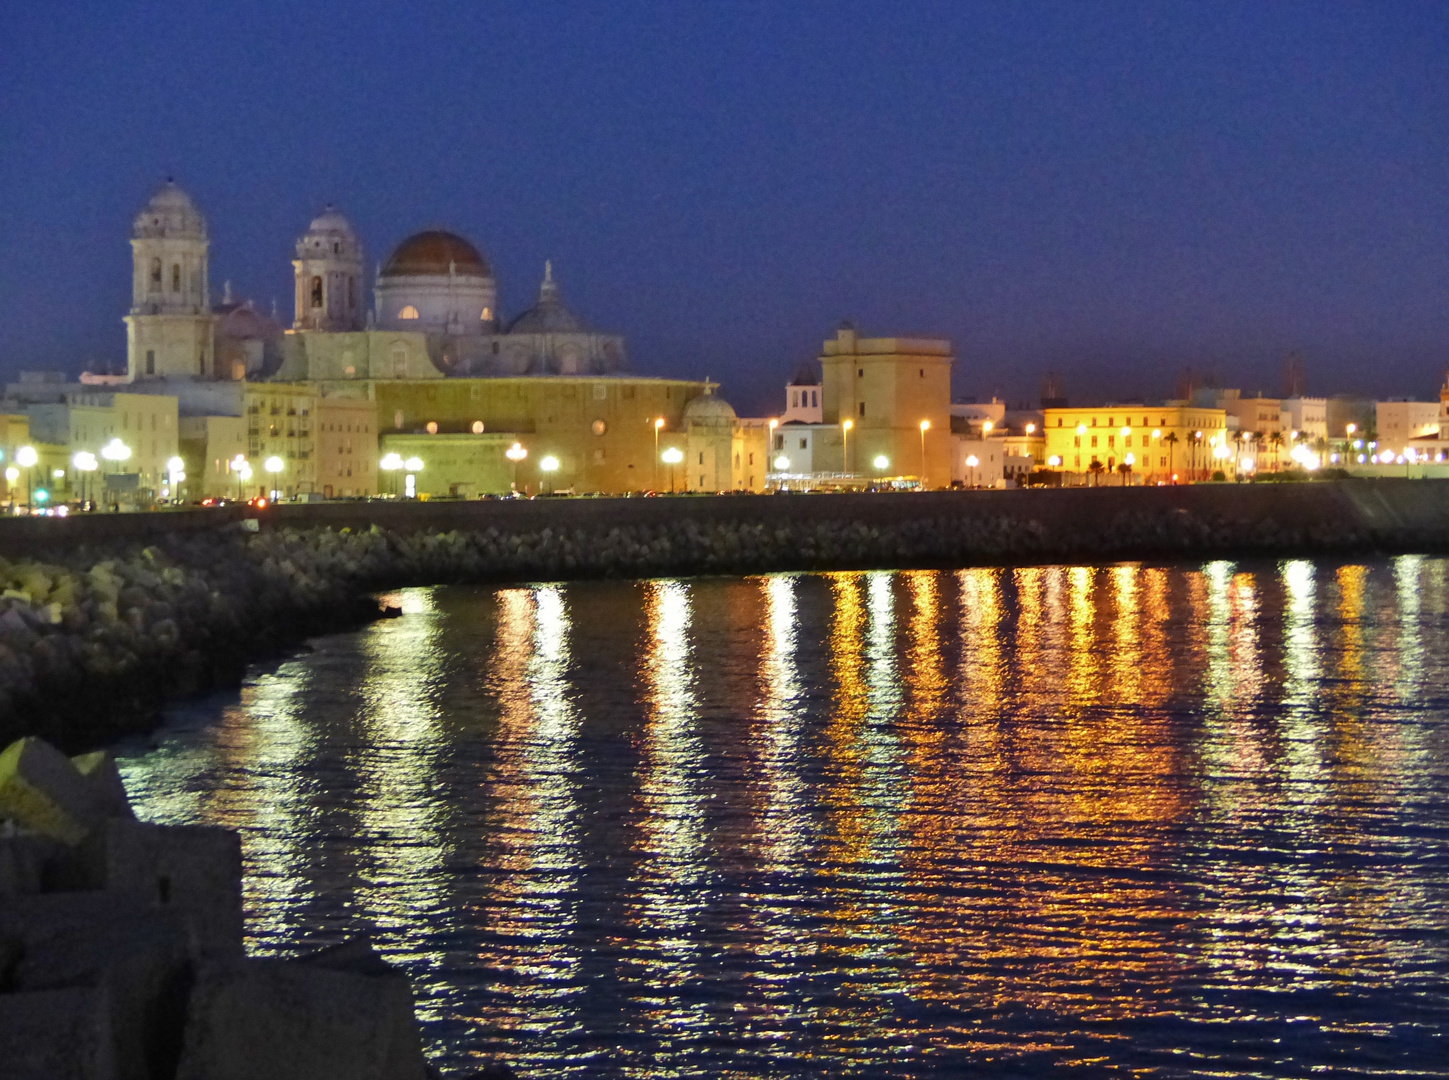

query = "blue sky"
[{"left": 2, "top": 1, "right": 1446, "bottom": 413}]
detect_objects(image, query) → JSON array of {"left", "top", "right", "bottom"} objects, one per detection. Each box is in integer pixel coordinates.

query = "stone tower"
[
  {"left": 124, "top": 180, "right": 214, "bottom": 380},
  {"left": 292, "top": 207, "right": 364, "bottom": 331}
]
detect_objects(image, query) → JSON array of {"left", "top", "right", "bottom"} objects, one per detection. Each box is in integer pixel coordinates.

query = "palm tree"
[
  {"left": 1117, "top": 462, "right": 1132, "bottom": 486},
  {"left": 1267, "top": 430, "right": 1284, "bottom": 471},
  {"left": 1087, "top": 459, "right": 1106, "bottom": 487},
  {"left": 1163, "top": 431, "right": 1180, "bottom": 482}
]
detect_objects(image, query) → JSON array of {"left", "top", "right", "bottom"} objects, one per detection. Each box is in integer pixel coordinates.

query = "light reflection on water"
[{"left": 118, "top": 559, "right": 1449, "bottom": 1077}]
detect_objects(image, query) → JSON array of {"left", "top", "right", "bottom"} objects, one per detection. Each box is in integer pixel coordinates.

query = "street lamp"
[
  {"left": 229, "top": 454, "right": 249, "bottom": 501},
  {"left": 660, "top": 446, "right": 683, "bottom": 493},
  {"left": 841, "top": 418, "right": 854, "bottom": 475},
  {"left": 918, "top": 419, "right": 931, "bottom": 487},
  {"left": 505, "top": 442, "right": 527, "bottom": 493},
  {"left": 539, "top": 453, "right": 560, "bottom": 495},
  {"left": 15, "top": 445, "right": 38, "bottom": 508},
  {"left": 873, "top": 454, "right": 890, "bottom": 471},
  {"left": 264, "top": 455, "right": 285, "bottom": 501},
  {"left": 404, "top": 456, "right": 423, "bottom": 499},
  {"left": 165, "top": 455, "right": 185, "bottom": 503},
  {"left": 965, "top": 453, "right": 980, "bottom": 488},
  {"left": 379, "top": 452, "right": 403, "bottom": 496},
  {"left": 72, "top": 451, "right": 97, "bottom": 508}
]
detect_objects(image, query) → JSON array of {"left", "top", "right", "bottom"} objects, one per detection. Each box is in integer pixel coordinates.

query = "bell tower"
[
  {"left": 124, "top": 180, "right": 214, "bottom": 380},
  {"left": 293, "top": 207, "right": 364, "bottom": 331}
]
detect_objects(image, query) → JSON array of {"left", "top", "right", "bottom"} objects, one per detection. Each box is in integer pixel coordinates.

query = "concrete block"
[
  {"left": 56, "top": 818, "right": 243, "bottom": 956},
  {"left": 177, "top": 952, "right": 429, "bottom": 1080},
  {"left": 0, "top": 987, "right": 118, "bottom": 1080},
  {"left": 0, "top": 892, "right": 193, "bottom": 1080},
  {"left": 0, "top": 823, "right": 63, "bottom": 896},
  {"left": 0, "top": 736, "right": 106, "bottom": 844},
  {"left": 70, "top": 749, "right": 136, "bottom": 820}
]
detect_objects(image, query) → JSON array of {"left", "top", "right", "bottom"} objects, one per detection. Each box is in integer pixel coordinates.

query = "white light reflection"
[
  {"left": 755, "top": 575, "right": 807, "bottom": 865},
  {"left": 353, "top": 586, "right": 452, "bottom": 996}
]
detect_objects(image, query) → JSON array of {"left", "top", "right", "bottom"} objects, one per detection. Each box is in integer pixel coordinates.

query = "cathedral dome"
[
  {"left": 683, "top": 390, "right": 737, "bottom": 426},
  {"left": 381, "top": 231, "right": 491, "bottom": 278}
]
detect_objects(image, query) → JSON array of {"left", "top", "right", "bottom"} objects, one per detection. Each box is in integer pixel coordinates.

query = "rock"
[
  {"left": 177, "top": 952, "right": 429, "bottom": 1080},
  {"left": 70, "top": 749, "right": 136, "bottom": 820},
  {"left": 0, "top": 892, "right": 193, "bottom": 1080},
  {"left": 0, "top": 822, "right": 64, "bottom": 896},
  {"left": 0, "top": 737, "right": 107, "bottom": 844},
  {"left": 0, "top": 987, "right": 119, "bottom": 1080},
  {"left": 54, "top": 818, "right": 243, "bottom": 957}
]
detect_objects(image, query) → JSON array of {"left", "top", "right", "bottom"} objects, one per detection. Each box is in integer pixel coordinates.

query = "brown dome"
[{"left": 381, "top": 230, "right": 491, "bottom": 278}]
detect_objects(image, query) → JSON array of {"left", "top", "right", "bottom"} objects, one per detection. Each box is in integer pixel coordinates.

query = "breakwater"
[{"left": 2, "top": 478, "right": 1449, "bottom": 750}]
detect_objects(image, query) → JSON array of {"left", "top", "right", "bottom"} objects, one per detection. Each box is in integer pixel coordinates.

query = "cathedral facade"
[{"left": 124, "top": 182, "right": 628, "bottom": 385}]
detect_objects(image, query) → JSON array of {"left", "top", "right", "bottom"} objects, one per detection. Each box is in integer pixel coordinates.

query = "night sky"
[{"left": 2, "top": 1, "right": 1446, "bottom": 415}]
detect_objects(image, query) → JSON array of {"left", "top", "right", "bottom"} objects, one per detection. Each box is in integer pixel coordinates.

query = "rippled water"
[{"left": 118, "top": 560, "right": 1449, "bottom": 1077}]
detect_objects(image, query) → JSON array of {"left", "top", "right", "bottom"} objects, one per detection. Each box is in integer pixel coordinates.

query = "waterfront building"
[
  {"left": 1377, "top": 399, "right": 1440, "bottom": 449},
  {"left": 781, "top": 369, "right": 822, "bottom": 424},
  {"left": 1281, "top": 396, "right": 1328, "bottom": 443},
  {"left": 814, "top": 324, "right": 953, "bottom": 485},
  {"left": 950, "top": 436, "right": 1006, "bottom": 487},
  {"left": 27, "top": 391, "right": 178, "bottom": 496},
  {"left": 178, "top": 415, "right": 246, "bottom": 500},
  {"left": 1042, "top": 404, "right": 1230, "bottom": 483}
]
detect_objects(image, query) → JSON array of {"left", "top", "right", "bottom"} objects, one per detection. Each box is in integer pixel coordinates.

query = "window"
[
  {"left": 481, "top": 307, "right": 491, "bottom": 321},
  {"left": 791, "top": 391, "right": 798, "bottom": 408},
  {"left": 799, "top": 438, "right": 807, "bottom": 450},
  {"left": 1108, "top": 435, "right": 1115, "bottom": 448},
  {"left": 145, "top": 350, "right": 155, "bottom": 375},
  {"left": 698, "top": 452, "right": 704, "bottom": 465},
  {"left": 311, "top": 277, "right": 323, "bottom": 308},
  {"left": 919, "top": 369, "right": 924, "bottom": 377},
  {"left": 1074, "top": 436, "right": 1080, "bottom": 448},
  {"left": 1091, "top": 436, "right": 1098, "bottom": 447},
  {"left": 812, "top": 391, "right": 818, "bottom": 407},
  {"left": 858, "top": 368, "right": 863, "bottom": 378},
  {"left": 333, "top": 242, "right": 340, "bottom": 254},
  {"left": 398, "top": 305, "right": 420, "bottom": 320},
  {"left": 1058, "top": 418, "right": 1063, "bottom": 426},
  {"left": 172, "top": 264, "right": 181, "bottom": 292},
  {"left": 149, "top": 258, "right": 162, "bottom": 289},
  {"left": 858, "top": 402, "right": 865, "bottom": 417},
  {"left": 774, "top": 435, "right": 784, "bottom": 450}
]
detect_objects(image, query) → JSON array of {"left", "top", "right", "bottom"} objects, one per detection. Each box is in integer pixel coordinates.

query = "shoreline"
[{"left": 1, "top": 478, "right": 1448, "bottom": 751}]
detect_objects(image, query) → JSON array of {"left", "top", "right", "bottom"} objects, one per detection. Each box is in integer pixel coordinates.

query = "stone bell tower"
[
  {"left": 292, "top": 207, "right": 364, "bottom": 331},
  {"left": 124, "top": 180, "right": 215, "bottom": 380}
]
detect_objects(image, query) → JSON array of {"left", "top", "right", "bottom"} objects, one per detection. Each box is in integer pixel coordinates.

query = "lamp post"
[
  {"left": 15, "top": 446, "right": 37, "bottom": 509},
  {"left": 918, "top": 420, "right": 931, "bottom": 488},
  {"left": 660, "top": 446, "right": 683, "bottom": 493},
  {"left": 965, "top": 453, "right": 980, "bottom": 488},
  {"left": 263, "top": 456, "right": 285, "bottom": 502},
  {"left": 404, "top": 456, "right": 423, "bottom": 499},
  {"left": 539, "top": 454, "right": 559, "bottom": 495},
  {"left": 72, "top": 451, "right": 97, "bottom": 509},
  {"left": 505, "top": 442, "right": 527, "bottom": 494},
  {"left": 230, "top": 454, "right": 249, "bottom": 502},
  {"left": 3, "top": 467, "right": 17, "bottom": 512},
  {"left": 653, "top": 418, "right": 665, "bottom": 491},
  {"left": 379, "top": 452, "right": 403, "bottom": 496},
  {"left": 841, "top": 418, "right": 853, "bottom": 476},
  {"left": 166, "top": 455, "right": 185, "bottom": 504}
]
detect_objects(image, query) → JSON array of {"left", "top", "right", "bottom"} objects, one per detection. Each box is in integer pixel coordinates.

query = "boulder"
[
  {"left": 0, "top": 737, "right": 107, "bottom": 844},
  {"left": 54, "top": 818, "right": 243, "bottom": 957},
  {"left": 177, "top": 950, "right": 429, "bottom": 1080},
  {"left": 70, "top": 749, "right": 136, "bottom": 820},
  {"left": 0, "top": 822, "right": 63, "bottom": 896},
  {"left": 0, "top": 892, "right": 193, "bottom": 1080},
  {"left": 0, "top": 986, "right": 118, "bottom": 1080}
]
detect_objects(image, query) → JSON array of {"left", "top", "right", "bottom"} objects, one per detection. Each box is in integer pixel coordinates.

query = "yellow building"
[
  {"left": 315, "top": 396, "right": 379, "bottom": 497},
  {"left": 817, "top": 325, "right": 953, "bottom": 487},
  {"left": 0, "top": 414, "right": 29, "bottom": 505},
  {"left": 179, "top": 415, "right": 247, "bottom": 500},
  {"left": 1042, "top": 404, "right": 1230, "bottom": 483}
]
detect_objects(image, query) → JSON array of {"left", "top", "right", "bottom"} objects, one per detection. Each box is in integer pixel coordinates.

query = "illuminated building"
[{"left": 1042, "top": 404, "right": 1229, "bottom": 483}]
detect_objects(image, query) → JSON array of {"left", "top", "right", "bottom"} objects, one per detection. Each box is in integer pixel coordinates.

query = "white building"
[
  {"left": 124, "top": 182, "right": 214, "bottom": 381},
  {"left": 1377, "top": 400, "right": 1440, "bottom": 449},
  {"left": 950, "top": 435, "right": 1005, "bottom": 487},
  {"left": 1282, "top": 396, "right": 1328, "bottom": 441}
]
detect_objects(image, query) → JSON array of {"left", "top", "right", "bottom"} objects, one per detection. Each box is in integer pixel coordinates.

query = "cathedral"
[{"left": 124, "top": 181, "right": 628, "bottom": 384}]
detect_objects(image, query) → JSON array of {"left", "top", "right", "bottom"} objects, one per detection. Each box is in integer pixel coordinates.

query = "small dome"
[
  {"left": 133, "top": 180, "right": 206, "bottom": 238},
  {"left": 507, "top": 261, "right": 588, "bottom": 334},
  {"left": 381, "top": 230, "right": 490, "bottom": 278},
  {"left": 296, "top": 206, "right": 361, "bottom": 260},
  {"left": 683, "top": 391, "right": 737, "bottom": 425},
  {"left": 306, "top": 207, "right": 356, "bottom": 236}
]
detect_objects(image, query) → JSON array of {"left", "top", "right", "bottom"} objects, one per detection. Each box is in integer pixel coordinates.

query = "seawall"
[{"left": 0, "top": 478, "right": 1446, "bottom": 751}]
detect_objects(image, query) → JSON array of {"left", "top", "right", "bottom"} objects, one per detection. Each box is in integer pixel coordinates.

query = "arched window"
[
  {"left": 398, "top": 305, "right": 419, "bottom": 320},
  {"left": 311, "top": 276, "right": 323, "bottom": 308},
  {"left": 172, "top": 264, "right": 181, "bottom": 292},
  {"left": 391, "top": 343, "right": 408, "bottom": 378},
  {"left": 347, "top": 276, "right": 356, "bottom": 309},
  {"left": 480, "top": 307, "right": 491, "bottom": 321},
  {"left": 149, "top": 258, "right": 162, "bottom": 289}
]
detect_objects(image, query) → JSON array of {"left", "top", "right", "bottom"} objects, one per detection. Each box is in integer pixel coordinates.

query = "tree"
[
  {"left": 1117, "top": 462, "right": 1132, "bottom": 486},
  {"left": 1267, "top": 430, "right": 1284, "bottom": 471},
  {"left": 1163, "top": 431, "right": 1180, "bottom": 482},
  {"left": 1087, "top": 459, "right": 1106, "bottom": 487}
]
